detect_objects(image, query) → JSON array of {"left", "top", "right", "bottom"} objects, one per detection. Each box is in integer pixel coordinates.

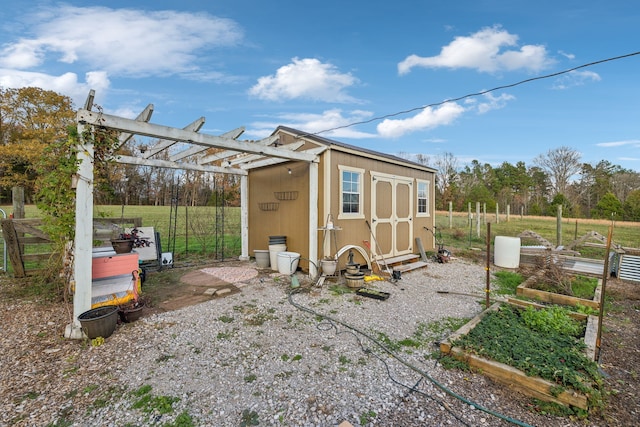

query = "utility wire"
[{"left": 304, "top": 50, "right": 640, "bottom": 137}]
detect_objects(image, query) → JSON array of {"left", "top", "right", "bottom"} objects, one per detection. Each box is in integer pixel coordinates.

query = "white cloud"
[
  {"left": 0, "top": 68, "right": 110, "bottom": 107},
  {"left": 471, "top": 92, "right": 516, "bottom": 114},
  {"left": 247, "top": 109, "right": 376, "bottom": 139},
  {"left": 0, "top": 5, "right": 243, "bottom": 77},
  {"left": 377, "top": 102, "right": 465, "bottom": 138},
  {"left": 552, "top": 70, "right": 601, "bottom": 90},
  {"left": 398, "top": 25, "right": 552, "bottom": 74},
  {"left": 597, "top": 139, "right": 640, "bottom": 148},
  {"left": 248, "top": 58, "right": 359, "bottom": 103},
  {"left": 558, "top": 50, "right": 575, "bottom": 60}
]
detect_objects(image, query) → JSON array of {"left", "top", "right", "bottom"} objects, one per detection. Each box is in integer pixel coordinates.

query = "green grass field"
[
  {"left": 2, "top": 204, "right": 638, "bottom": 273},
  {"left": 0, "top": 205, "right": 241, "bottom": 274},
  {"left": 433, "top": 211, "right": 639, "bottom": 260}
]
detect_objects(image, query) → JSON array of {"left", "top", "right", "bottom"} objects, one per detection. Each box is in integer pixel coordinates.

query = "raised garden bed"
[
  {"left": 516, "top": 270, "right": 602, "bottom": 310},
  {"left": 440, "top": 302, "right": 602, "bottom": 411}
]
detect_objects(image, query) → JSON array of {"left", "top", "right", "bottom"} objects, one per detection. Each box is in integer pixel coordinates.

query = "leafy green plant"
[
  {"left": 164, "top": 411, "right": 195, "bottom": 427},
  {"left": 437, "top": 354, "right": 471, "bottom": 371},
  {"left": 359, "top": 410, "right": 377, "bottom": 425},
  {"left": 520, "top": 305, "right": 583, "bottom": 337},
  {"left": 453, "top": 304, "right": 602, "bottom": 401},
  {"left": 328, "top": 284, "right": 353, "bottom": 296},
  {"left": 240, "top": 409, "right": 259, "bottom": 426},
  {"left": 570, "top": 275, "right": 598, "bottom": 299},
  {"left": 338, "top": 355, "right": 351, "bottom": 365},
  {"left": 374, "top": 331, "right": 401, "bottom": 352},
  {"left": 217, "top": 315, "right": 234, "bottom": 323},
  {"left": 132, "top": 391, "right": 179, "bottom": 415},
  {"left": 133, "top": 384, "right": 152, "bottom": 397},
  {"left": 492, "top": 270, "right": 523, "bottom": 295}
]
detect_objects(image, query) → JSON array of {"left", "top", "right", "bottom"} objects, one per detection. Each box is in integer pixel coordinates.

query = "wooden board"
[
  {"left": 448, "top": 346, "right": 588, "bottom": 409},
  {"left": 516, "top": 281, "right": 601, "bottom": 309},
  {"left": 415, "top": 237, "right": 428, "bottom": 262}
]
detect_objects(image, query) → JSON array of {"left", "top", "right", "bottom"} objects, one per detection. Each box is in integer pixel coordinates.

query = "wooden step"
[
  {"left": 384, "top": 254, "right": 419, "bottom": 265},
  {"left": 393, "top": 261, "right": 428, "bottom": 273}
]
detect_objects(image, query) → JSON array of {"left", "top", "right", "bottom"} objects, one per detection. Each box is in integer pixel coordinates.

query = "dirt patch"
[
  {"left": 598, "top": 278, "right": 640, "bottom": 425},
  {"left": 141, "top": 261, "right": 272, "bottom": 314}
]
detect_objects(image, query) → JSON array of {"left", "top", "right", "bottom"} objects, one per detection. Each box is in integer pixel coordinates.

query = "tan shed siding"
[
  {"left": 248, "top": 161, "right": 310, "bottom": 269},
  {"left": 321, "top": 150, "right": 435, "bottom": 268}
]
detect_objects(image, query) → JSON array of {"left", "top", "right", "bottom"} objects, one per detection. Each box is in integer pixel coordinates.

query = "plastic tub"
[
  {"left": 269, "top": 244, "right": 287, "bottom": 271},
  {"left": 254, "top": 250, "right": 270, "bottom": 268},
  {"left": 277, "top": 251, "right": 300, "bottom": 275}
]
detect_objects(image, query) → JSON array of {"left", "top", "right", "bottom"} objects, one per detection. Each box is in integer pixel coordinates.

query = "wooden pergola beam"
[{"left": 77, "top": 109, "right": 316, "bottom": 162}]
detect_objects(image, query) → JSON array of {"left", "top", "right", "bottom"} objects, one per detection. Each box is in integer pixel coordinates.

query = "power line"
[{"left": 306, "top": 50, "right": 640, "bottom": 137}]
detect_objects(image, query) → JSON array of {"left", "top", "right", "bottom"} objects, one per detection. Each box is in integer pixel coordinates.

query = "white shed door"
[{"left": 370, "top": 172, "right": 413, "bottom": 259}]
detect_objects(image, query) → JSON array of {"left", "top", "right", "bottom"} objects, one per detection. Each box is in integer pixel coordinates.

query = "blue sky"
[{"left": 1, "top": 1, "right": 639, "bottom": 171}]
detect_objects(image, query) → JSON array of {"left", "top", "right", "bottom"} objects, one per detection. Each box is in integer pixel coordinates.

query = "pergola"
[{"left": 65, "top": 90, "right": 324, "bottom": 338}]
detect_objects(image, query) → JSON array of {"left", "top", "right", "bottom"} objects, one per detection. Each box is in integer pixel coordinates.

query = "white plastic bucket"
[
  {"left": 254, "top": 250, "right": 270, "bottom": 268},
  {"left": 494, "top": 236, "right": 521, "bottom": 268},
  {"left": 269, "top": 244, "right": 287, "bottom": 271},
  {"left": 277, "top": 251, "right": 300, "bottom": 275}
]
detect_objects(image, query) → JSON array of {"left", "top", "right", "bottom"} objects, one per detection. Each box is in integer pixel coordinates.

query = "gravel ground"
[{"left": 0, "top": 258, "right": 625, "bottom": 426}]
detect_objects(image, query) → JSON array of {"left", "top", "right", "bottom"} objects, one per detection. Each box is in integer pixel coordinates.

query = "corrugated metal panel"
[
  {"left": 618, "top": 254, "right": 640, "bottom": 283},
  {"left": 559, "top": 257, "right": 604, "bottom": 276}
]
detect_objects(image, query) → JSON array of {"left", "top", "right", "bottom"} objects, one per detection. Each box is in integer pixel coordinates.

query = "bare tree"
[
  {"left": 434, "top": 152, "right": 459, "bottom": 209},
  {"left": 533, "top": 146, "right": 581, "bottom": 196},
  {"left": 611, "top": 170, "right": 640, "bottom": 203}
]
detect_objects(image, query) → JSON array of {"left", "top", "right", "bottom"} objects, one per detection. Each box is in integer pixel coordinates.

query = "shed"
[
  {"left": 247, "top": 126, "right": 437, "bottom": 273},
  {"left": 67, "top": 92, "right": 437, "bottom": 338}
]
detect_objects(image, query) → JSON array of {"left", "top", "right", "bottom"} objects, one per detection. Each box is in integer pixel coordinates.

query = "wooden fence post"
[{"left": 1, "top": 219, "right": 25, "bottom": 277}]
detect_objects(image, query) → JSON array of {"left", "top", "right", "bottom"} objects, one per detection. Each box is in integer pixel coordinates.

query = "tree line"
[
  {"left": 2, "top": 86, "right": 640, "bottom": 221},
  {"left": 416, "top": 149, "right": 640, "bottom": 221}
]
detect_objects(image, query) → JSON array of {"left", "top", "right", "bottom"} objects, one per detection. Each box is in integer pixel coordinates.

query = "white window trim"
[
  {"left": 416, "top": 179, "right": 430, "bottom": 217},
  {"left": 338, "top": 165, "right": 365, "bottom": 220}
]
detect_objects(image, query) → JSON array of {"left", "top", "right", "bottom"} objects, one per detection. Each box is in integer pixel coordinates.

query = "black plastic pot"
[
  {"left": 78, "top": 306, "right": 119, "bottom": 339},
  {"left": 118, "top": 302, "right": 145, "bottom": 323}
]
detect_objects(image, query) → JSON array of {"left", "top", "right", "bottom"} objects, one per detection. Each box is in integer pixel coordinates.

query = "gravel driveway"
[{"left": 0, "top": 258, "right": 631, "bottom": 426}]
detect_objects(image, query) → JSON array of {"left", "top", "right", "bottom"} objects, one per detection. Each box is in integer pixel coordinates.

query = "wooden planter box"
[
  {"left": 516, "top": 271, "right": 602, "bottom": 310},
  {"left": 440, "top": 301, "right": 599, "bottom": 410}
]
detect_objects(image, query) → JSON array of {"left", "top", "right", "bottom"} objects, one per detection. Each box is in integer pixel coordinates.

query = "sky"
[{"left": 1, "top": 0, "right": 639, "bottom": 171}]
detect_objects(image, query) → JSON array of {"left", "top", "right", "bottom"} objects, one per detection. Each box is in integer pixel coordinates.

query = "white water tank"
[{"left": 494, "top": 236, "right": 521, "bottom": 268}]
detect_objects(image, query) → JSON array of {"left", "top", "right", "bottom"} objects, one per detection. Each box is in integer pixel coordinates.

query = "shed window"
[
  {"left": 339, "top": 166, "right": 364, "bottom": 218},
  {"left": 417, "top": 180, "right": 430, "bottom": 216}
]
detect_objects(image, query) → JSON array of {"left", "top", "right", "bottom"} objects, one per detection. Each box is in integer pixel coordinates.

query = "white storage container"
[{"left": 494, "top": 236, "right": 521, "bottom": 268}]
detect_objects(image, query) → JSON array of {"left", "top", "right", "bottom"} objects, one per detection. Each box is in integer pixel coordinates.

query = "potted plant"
[
  {"left": 320, "top": 256, "right": 337, "bottom": 275},
  {"left": 118, "top": 270, "right": 146, "bottom": 323},
  {"left": 110, "top": 227, "right": 152, "bottom": 253}
]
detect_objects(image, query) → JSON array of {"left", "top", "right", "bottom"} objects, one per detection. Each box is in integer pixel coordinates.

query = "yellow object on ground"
[{"left": 364, "top": 274, "right": 384, "bottom": 282}]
